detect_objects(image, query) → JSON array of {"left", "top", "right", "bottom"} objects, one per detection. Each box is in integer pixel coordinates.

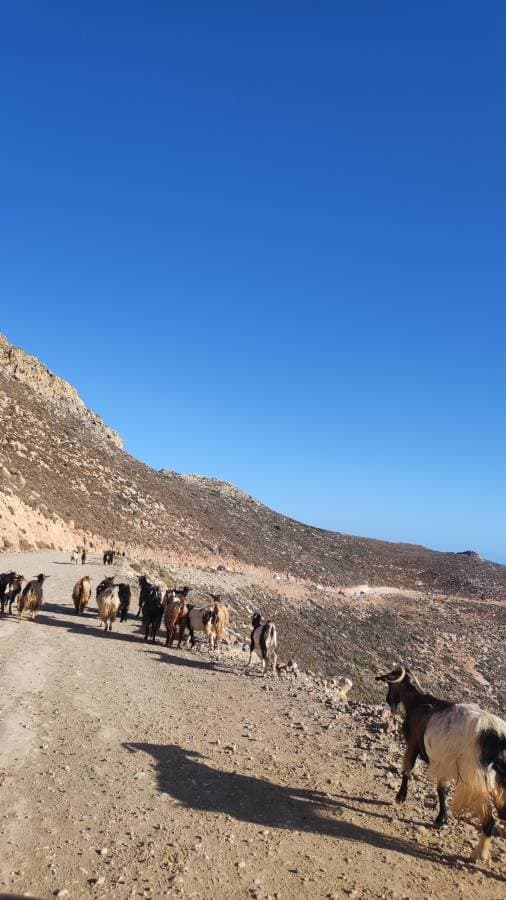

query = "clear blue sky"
[{"left": 1, "top": 3, "right": 505, "bottom": 562}]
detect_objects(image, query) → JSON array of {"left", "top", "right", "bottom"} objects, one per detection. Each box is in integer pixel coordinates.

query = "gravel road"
[{"left": 1, "top": 551, "right": 505, "bottom": 899}]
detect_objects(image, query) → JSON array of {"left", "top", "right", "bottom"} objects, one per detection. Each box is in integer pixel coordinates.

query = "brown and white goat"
[
  {"left": 96, "top": 584, "right": 120, "bottom": 631},
  {"left": 164, "top": 587, "right": 191, "bottom": 647},
  {"left": 18, "top": 574, "right": 49, "bottom": 620},
  {"left": 70, "top": 549, "right": 79, "bottom": 565},
  {"left": 72, "top": 575, "right": 91, "bottom": 615},
  {"left": 247, "top": 612, "right": 277, "bottom": 676},
  {"left": 376, "top": 666, "right": 506, "bottom": 863}
]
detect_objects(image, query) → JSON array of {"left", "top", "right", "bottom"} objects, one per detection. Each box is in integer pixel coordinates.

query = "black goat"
[
  {"left": 118, "top": 583, "right": 131, "bottom": 622},
  {"left": 136, "top": 575, "right": 157, "bottom": 618},
  {"left": 141, "top": 585, "right": 164, "bottom": 643}
]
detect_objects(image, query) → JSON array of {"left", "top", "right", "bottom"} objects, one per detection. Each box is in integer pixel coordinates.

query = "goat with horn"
[{"left": 376, "top": 666, "right": 506, "bottom": 863}]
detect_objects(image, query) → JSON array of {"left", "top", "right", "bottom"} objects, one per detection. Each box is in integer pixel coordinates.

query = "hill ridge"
[{"left": 1, "top": 333, "right": 506, "bottom": 602}]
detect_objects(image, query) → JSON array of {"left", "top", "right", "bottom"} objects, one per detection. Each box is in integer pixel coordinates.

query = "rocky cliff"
[{"left": 0, "top": 333, "right": 122, "bottom": 449}]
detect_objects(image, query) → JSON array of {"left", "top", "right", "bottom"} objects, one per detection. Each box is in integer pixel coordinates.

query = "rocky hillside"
[
  {"left": 1, "top": 334, "right": 506, "bottom": 602},
  {"left": 0, "top": 333, "right": 122, "bottom": 448}
]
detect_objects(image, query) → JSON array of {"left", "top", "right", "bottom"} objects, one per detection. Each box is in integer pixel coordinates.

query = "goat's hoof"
[
  {"left": 434, "top": 816, "right": 448, "bottom": 829},
  {"left": 470, "top": 850, "right": 489, "bottom": 864},
  {"left": 395, "top": 792, "right": 407, "bottom": 805}
]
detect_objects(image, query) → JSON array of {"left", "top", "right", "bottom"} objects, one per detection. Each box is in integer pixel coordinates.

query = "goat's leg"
[
  {"left": 471, "top": 809, "right": 495, "bottom": 863},
  {"left": 434, "top": 781, "right": 449, "bottom": 827},
  {"left": 246, "top": 638, "right": 255, "bottom": 672},
  {"left": 396, "top": 746, "right": 419, "bottom": 804},
  {"left": 261, "top": 655, "right": 266, "bottom": 677},
  {"left": 144, "top": 624, "right": 149, "bottom": 641},
  {"left": 189, "top": 628, "right": 195, "bottom": 648},
  {"left": 272, "top": 649, "right": 278, "bottom": 676}
]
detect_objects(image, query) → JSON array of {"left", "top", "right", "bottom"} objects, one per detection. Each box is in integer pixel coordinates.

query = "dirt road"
[{"left": 0, "top": 552, "right": 505, "bottom": 899}]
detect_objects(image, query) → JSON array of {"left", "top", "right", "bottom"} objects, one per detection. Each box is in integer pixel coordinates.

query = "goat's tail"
[
  {"left": 266, "top": 622, "right": 277, "bottom": 648},
  {"left": 452, "top": 728, "right": 506, "bottom": 821},
  {"left": 485, "top": 729, "right": 506, "bottom": 816}
]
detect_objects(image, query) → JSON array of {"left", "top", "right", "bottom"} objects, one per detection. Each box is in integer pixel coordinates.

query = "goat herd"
[
  {"left": 1, "top": 562, "right": 506, "bottom": 866},
  {"left": 0, "top": 563, "right": 279, "bottom": 674}
]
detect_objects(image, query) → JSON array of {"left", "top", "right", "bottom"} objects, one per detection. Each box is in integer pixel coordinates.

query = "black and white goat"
[
  {"left": 247, "top": 612, "right": 278, "bottom": 677},
  {"left": 0, "top": 571, "right": 24, "bottom": 614},
  {"left": 376, "top": 666, "right": 506, "bottom": 863},
  {"left": 96, "top": 576, "right": 115, "bottom": 600}
]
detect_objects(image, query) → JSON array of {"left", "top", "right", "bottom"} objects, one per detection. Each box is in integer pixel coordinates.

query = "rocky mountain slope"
[
  {"left": 0, "top": 333, "right": 122, "bottom": 448},
  {"left": 1, "top": 333, "right": 506, "bottom": 600}
]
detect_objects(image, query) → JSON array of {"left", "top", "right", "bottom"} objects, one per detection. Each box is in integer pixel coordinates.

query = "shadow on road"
[
  {"left": 51, "top": 561, "right": 104, "bottom": 566},
  {"left": 34, "top": 607, "right": 145, "bottom": 644},
  {"left": 123, "top": 742, "right": 506, "bottom": 883},
  {"left": 29, "top": 608, "right": 223, "bottom": 659},
  {"left": 146, "top": 648, "right": 223, "bottom": 673}
]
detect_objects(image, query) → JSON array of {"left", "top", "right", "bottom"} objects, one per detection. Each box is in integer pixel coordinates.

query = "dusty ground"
[{"left": 1, "top": 552, "right": 505, "bottom": 900}]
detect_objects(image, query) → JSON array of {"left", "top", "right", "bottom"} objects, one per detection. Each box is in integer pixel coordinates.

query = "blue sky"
[{"left": 1, "top": 3, "right": 505, "bottom": 561}]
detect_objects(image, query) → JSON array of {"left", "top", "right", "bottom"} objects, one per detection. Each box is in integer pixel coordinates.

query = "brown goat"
[
  {"left": 72, "top": 575, "right": 91, "bottom": 615},
  {"left": 210, "top": 594, "right": 230, "bottom": 649},
  {"left": 18, "top": 574, "right": 49, "bottom": 620}
]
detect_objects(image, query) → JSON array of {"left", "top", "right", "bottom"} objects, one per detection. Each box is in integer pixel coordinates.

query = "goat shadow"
[
  {"left": 51, "top": 560, "right": 104, "bottom": 566},
  {"left": 123, "top": 742, "right": 506, "bottom": 883},
  {"left": 32, "top": 604, "right": 145, "bottom": 644},
  {"left": 27, "top": 607, "right": 226, "bottom": 663},
  {"left": 146, "top": 648, "right": 228, "bottom": 674}
]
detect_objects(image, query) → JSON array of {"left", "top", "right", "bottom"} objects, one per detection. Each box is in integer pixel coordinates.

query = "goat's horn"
[
  {"left": 387, "top": 667, "right": 406, "bottom": 683},
  {"left": 376, "top": 667, "right": 405, "bottom": 683}
]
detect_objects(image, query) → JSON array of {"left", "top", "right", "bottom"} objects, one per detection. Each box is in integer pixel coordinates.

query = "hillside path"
[{"left": 0, "top": 552, "right": 505, "bottom": 899}]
